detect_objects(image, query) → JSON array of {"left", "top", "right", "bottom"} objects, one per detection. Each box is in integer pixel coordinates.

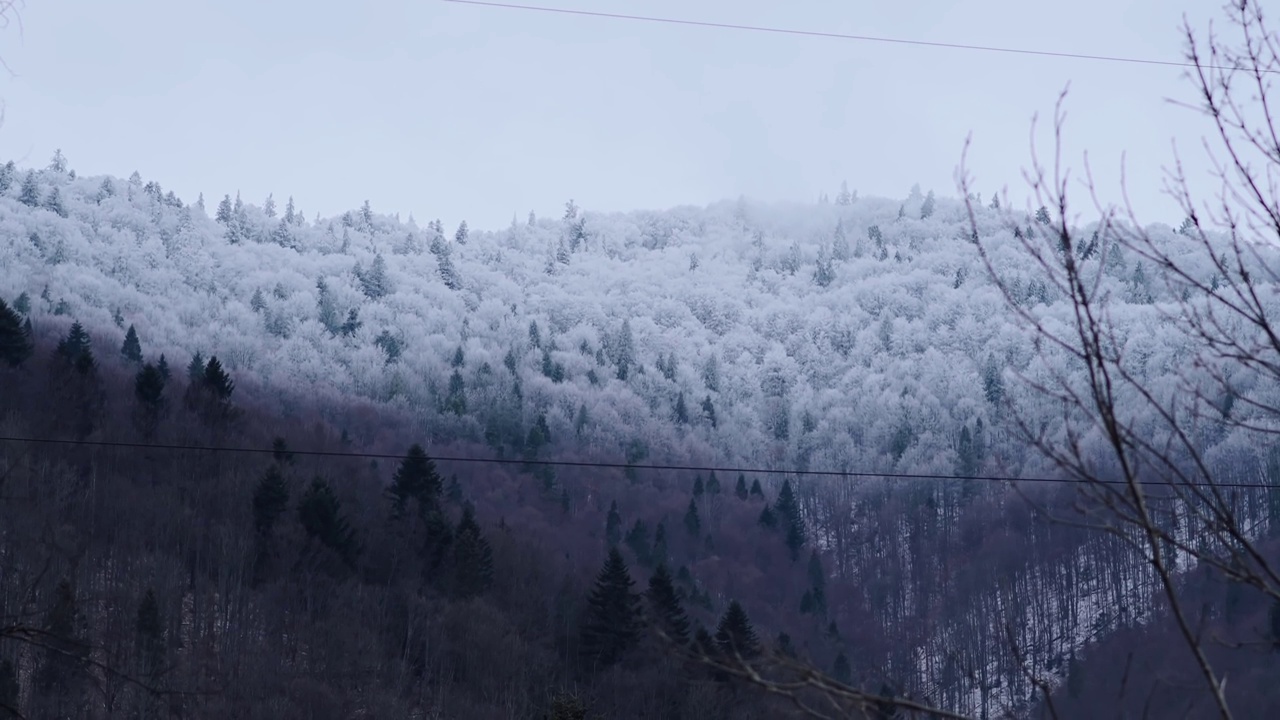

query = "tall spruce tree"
[
  {"left": 0, "top": 298, "right": 33, "bottom": 368},
  {"left": 133, "top": 362, "right": 167, "bottom": 439},
  {"left": 580, "top": 547, "right": 642, "bottom": 668},
  {"left": 388, "top": 444, "right": 442, "bottom": 517},
  {"left": 684, "top": 498, "right": 701, "bottom": 537},
  {"left": 298, "top": 477, "right": 359, "bottom": 567},
  {"left": 121, "top": 324, "right": 143, "bottom": 364},
  {"left": 253, "top": 464, "right": 290, "bottom": 539},
  {"left": 451, "top": 504, "right": 494, "bottom": 597},
  {"left": 714, "top": 600, "right": 760, "bottom": 659},
  {"left": 646, "top": 564, "right": 691, "bottom": 645}
]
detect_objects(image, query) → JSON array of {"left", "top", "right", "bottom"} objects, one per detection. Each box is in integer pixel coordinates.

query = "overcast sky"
[{"left": 0, "top": 0, "right": 1218, "bottom": 231}]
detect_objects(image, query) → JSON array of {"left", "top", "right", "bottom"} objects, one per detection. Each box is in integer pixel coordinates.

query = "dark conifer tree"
[
  {"left": 56, "top": 321, "right": 92, "bottom": 364},
  {"left": 580, "top": 547, "right": 642, "bottom": 668},
  {"left": 298, "top": 477, "right": 359, "bottom": 567},
  {"left": 749, "top": 478, "right": 765, "bottom": 500},
  {"left": 253, "top": 465, "right": 290, "bottom": 539},
  {"left": 714, "top": 600, "right": 760, "bottom": 659},
  {"left": 758, "top": 503, "right": 778, "bottom": 530},
  {"left": 692, "top": 475, "right": 704, "bottom": 498},
  {"left": 451, "top": 504, "right": 494, "bottom": 598},
  {"left": 186, "top": 352, "right": 205, "bottom": 383},
  {"left": 0, "top": 298, "right": 32, "bottom": 368},
  {"left": 121, "top": 324, "right": 143, "bottom": 364},
  {"left": 735, "top": 473, "right": 749, "bottom": 500},
  {"left": 652, "top": 521, "right": 669, "bottom": 566},
  {"left": 624, "top": 519, "right": 652, "bottom": 566},
  {"left": 706, "top": 471, "right": 721, "bottom": 496},
  {"left": 684, "top": 498, "right": 701, "bottom": 537},
  {"left": 674, "top": 391, "right": 689, "bottom": 424},
  {"left": 133, "top": 362, "right": 167, "bottom": 439},
  {"left": 645, "top": 564, "right": 691, "bottom": 646},
  {"left": 389, "top": 444, "right": 443, "bottom": 517},
  {"left": 202, "top": 356, "right": 235, "bottom": 399}
]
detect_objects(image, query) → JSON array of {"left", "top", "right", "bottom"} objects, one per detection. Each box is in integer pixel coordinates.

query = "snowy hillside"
[{"left": 1, "top": 156, "right": 1273, "bottom": 481}]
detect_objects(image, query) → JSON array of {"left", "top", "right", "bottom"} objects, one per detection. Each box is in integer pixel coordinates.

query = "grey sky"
[{"left": 0, "top": 0, "right": 1215, "bottom": 231}]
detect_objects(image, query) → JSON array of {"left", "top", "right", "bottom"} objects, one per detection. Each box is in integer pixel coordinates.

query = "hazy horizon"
[{"left": 0, "top": 0, "right": 1220, "bottom": 232}]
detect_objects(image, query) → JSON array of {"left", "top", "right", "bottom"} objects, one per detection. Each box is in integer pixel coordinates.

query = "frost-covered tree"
[
  {"left": 215, "top": 194, "right": 233, "bottom": 224},
  {"left": 455, "top": 220, "right": 469, "bottom": 245},
  {"left": 263, "top": 193, "right": 276, "bottom": 218},
  {"left": 836, "top": 180, "right": 852, "bottom": 206},
  {"left": 49, "top": 148, "right": 68, "bottom": 173},
  {"left": 360, "top": 254, "right": 392, "bottom": 299},
  {"left": 18, "top": 171, "right": 40, "bottom": 207}
]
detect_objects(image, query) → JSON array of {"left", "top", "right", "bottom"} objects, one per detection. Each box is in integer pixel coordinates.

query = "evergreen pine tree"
[
  {"left": 624, "top": 519, "right": 652, "bottom": 566},
  {"left": 253, "top": 464, "right": 290, "bottom": 538},
  {"left": 735, "top": 473, "right": 749, "bottom": 500},
  {"left": 455, "top": 220, "right": 469, "bottom": 244},
  {"left": 701, "top": 395, "right": 717, "bottom": 428},
  {"left": 0, "top": 298, "right": 33, "bottom": 368},
  {"left": 43, "top": 186, "right": 67, "bottom": 217},
  {"left": 298, "top": 477, "right": 359, "bottom": 567},
  {"left": 341, "top": 305, "right": 365, "bottom": 336},
  {"left": 759, "top": 503, "right": 778, "bottom": 530},
  {"left": 684, "top": 498, "right": 701, "bottom": 537},
  {"left": 215, "top": 194, "right": 233, "bottom": 224},
  {"left": 12, "top": 292, "right": 29, "bottom": 316},
  {"left": 580, "top": 547, "right": 642, "bottom": 668},
  {"left": 646, "top": 564, "right": 691, "bottom": 645},
  {"left": 692, "top": 475, "right": 704, "bottom": 498},
  {"left": 749, "top": 478, "right": 765, "bottom": 500},
  {"left": 444, "top": 369, "right": 467, "bottom": 415},
  {"left": 56, "top": 321, "right": 92, "bottom": 364},
  {"left": 652, "top": 521, "right": 669, "bottom": 565},
  {"left": 714, "top": 601, "right": 760, "bottom": 659},
  {"left": 202, "top": 356, "right": 235, "bottom": 401},
  {"left": 452, "top": 504, "right": 494, "bottom": 597},
  {"left": 775, "top": 479, "right": 805, "bottom": 558},
  {"left": 121, "top": 324, "right": 143, "bottom": 364},
  {"left": 133, "top": 362, "right": 167, "bottom": 438},
  {"left": 388, "top": 444, "right": 443, "bottom": 516},
  {"left": 706, "top": 471, "right": 721, "bottom": 496},
  {"left": 674, "top": 391, "right": 689, "bottom": 424},
  {"left": 18, "top": 171, "right": 39, "bottom": 207},
  {"left": 186, "top": 352, "right": 205, "bottom": 383}
]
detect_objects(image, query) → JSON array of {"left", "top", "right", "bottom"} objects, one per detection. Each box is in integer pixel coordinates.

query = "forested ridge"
[{"left": 3, "top": 151, "right": 1280, "bottom": 718}]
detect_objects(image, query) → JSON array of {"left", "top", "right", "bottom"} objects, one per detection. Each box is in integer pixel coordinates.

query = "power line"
[
  {"left": 0, "top": 434, "right": 1274, "bottom": 490},
  {"left": 442, "top": 0, "right": 1256, "bottom": 73}
]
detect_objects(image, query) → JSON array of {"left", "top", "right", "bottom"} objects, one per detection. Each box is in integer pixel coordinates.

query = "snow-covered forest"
[
  {"left": 4, "top": 157, "right": 1268, "bottom": 483},
  {"left": 4, "top": 152, "right": 1280, "bottom": 718}
]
